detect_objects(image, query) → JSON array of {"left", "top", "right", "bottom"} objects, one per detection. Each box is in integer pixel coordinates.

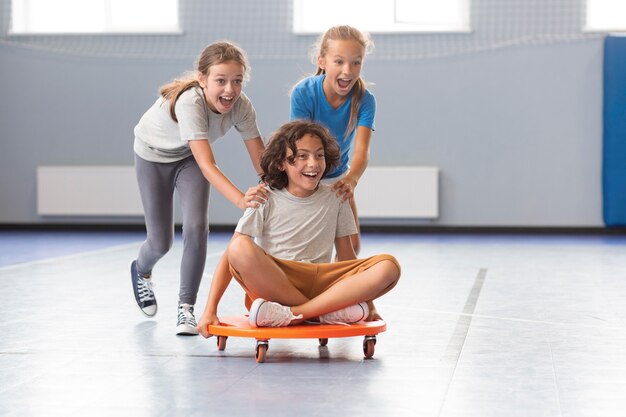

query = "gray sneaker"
[
  {"left": 176, "top": 303, "right": 199, "bottom": 335},
  {"left": 130, "top": 260, "right": 157, "bottom": 317}
]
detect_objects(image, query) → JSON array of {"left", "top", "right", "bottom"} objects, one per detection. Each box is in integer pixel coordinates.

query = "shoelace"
[
  {"left": 137, "top": 278, "right": 155, "bottom": 303},
  {"left": 178, "top": 306, "right": 197, "bottom": 326}
]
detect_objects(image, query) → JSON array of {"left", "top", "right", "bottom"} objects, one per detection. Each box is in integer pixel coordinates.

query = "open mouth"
[
  {"left": 302, "top": 171, "right": 319, "bottom": 180},
  {"left": 219, "top": 96, "right": 234, "bottom": 108},
  {"left": 337, "top": 78, "right": 352, "bottom": 89}
]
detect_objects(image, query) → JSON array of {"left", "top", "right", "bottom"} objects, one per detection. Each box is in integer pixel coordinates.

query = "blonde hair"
[
  {"left": 159, "top": 41, "right": 250, "bottom": 122},
  {"left": 312, "top": 25, "right": 374, "bottom": 136}
]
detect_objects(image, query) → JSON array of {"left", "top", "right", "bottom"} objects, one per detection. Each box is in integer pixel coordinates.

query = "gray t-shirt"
[
  {"left": 133, "top": 87, "right": 261, "bottom": 163},
  {"left": 235, "top": 184, "right": 357, "bottom": 263}
]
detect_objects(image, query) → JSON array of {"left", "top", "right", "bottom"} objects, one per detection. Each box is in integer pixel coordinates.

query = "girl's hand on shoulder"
[
  {"left": 332, "top": 177, "right": 357, "bottom": 202},
  {"left": 239, "top": 183, "right": 269, "bottom": 210},
  {"left": 197, "top": 312, "right": 221, "bottom": 338}
]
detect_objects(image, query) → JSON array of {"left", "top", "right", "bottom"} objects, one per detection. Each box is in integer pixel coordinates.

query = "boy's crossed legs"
[{"left": 228, "top": 235, "right": 401, "bottom": 327}]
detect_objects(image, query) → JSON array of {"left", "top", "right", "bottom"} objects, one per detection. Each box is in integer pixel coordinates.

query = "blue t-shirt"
[{"left": 290, "top": 75, "right": 376, "bottom": 178}]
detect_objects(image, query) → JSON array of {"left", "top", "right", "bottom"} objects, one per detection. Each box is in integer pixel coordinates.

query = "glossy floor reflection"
[{"left": 1, "top": 231, "right": 626, "bottom": 416}]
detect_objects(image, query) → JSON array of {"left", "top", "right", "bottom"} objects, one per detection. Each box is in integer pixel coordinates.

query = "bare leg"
[
  {"left": 228, "top": 236, "right": 310, "bottom": 306},
  {"left": 291, "top": 259, "right": 400, "bottom": 320},
  {"left": 230, "top": 236, "right": 400, "bottom": 324}
]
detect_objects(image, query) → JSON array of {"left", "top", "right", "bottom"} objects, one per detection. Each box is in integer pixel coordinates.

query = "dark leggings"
[{"left": 134, "top": 153, "right": 209, "bottom": 305}]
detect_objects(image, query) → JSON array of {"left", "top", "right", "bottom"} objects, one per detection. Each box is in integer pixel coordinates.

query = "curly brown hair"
[{"left": 261, "top": 120, "right": 341, "bottom": 190}]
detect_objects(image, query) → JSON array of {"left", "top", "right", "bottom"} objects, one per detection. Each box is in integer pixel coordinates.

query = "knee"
[
  {"left": 228, "top": 235, "right": 257, "bottom": 269},
  {"left": 149, "top": 236, "right": 173, "bottom": 257},
  {"left": 229, "top": 234, "right": 254, "bottom": 253},
  {"left": 377, "top": 255, "right": 401, "bottom": 285},
  {"left": 182, "top": 220, "right": 209, "bottom": 243}
]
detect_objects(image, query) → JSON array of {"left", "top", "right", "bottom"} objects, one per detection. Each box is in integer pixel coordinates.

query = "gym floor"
[{"left": 1, "top": 230, "right": 625, "bottom": 416}]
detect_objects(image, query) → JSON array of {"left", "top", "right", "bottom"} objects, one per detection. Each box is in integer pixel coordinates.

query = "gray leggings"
[{"left": 134, "top": 153, "right": 210, "bottom": 305}]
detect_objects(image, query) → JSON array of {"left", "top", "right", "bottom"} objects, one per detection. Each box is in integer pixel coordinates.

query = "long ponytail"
[{"left": 159, "top": 75, "right": 201, "bottom": 122}]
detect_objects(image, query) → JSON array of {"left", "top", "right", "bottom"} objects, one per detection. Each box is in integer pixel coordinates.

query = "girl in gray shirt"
[{"left": 130, "top": 41, "right": 268, "bottom": 335}]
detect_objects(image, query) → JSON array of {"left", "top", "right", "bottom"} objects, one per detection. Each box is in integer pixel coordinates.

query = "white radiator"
[
  {"left": 37, "top": 166, "right": 143, "bottom": 216},
  {"left": 37, "top": 165, "right": 439, "bottom": 219},
  {"left": 355, "top": 166, "right": 439, "bottom": 218}
]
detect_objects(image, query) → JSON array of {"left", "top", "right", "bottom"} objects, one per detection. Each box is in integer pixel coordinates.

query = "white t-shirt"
[
  {"left": 235, "top": 184, "right": 357, "bottom": 263},
  {"left": 133, "top": 87, "right": 261, "bottom": 163}
]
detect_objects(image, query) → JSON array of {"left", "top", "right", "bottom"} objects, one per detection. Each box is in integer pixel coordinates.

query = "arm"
[
  {"left": 189, "top": 140, "right": 267, "bottom": 210},
  {"left": 334, "top": 235, "right": 357, "bottom": 261},
  {"left": 332, "top": 126, "right": 372, "bottom": 201},
  {"left": 197, "top": 232, "right": 243, "bottom": 338},
  {"left": 243, "top": 136, "right": 265, "bottom": 176}
]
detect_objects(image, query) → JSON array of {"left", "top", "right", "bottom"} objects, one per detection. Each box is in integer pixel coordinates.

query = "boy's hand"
[
  {"left": 197, "top": 312, "right": 221, "bottom": 338},
  {"left": 240, "top": 183, "right": 268, "bottom": 210},
  {"left": 366, "top": 301, "right": 383, "bottom": 321},
  {"left": 331, "top": 177, "right": 357, "bottom": 202}
]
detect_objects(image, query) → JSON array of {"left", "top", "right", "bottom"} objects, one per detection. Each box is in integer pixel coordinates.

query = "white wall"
[{"left": 0, "top": 1, "right": 605, "bottom": 227}]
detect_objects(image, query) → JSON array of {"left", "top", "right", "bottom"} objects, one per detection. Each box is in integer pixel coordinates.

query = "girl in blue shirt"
[{"left": 290, "top": 25, "right": 376, "bottom": 255}]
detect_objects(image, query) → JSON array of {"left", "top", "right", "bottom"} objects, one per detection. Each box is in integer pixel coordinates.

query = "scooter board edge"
[{"left": 208, "top": 315, "right": 386, "bottom": 340}]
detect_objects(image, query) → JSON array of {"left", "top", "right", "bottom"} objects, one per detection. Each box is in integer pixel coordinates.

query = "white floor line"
[{"left": 0, "top": 242, "right": 225, "bottom": 272}]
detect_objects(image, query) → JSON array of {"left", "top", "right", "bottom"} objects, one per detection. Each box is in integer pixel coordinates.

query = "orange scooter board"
[{"left": 208, "top": 315, "right": 386, "bottom": 363}]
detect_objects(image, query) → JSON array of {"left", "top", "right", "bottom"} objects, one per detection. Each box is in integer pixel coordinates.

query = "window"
[
  {"left": 585, "top": 0, "right": 626, "bottom": 31},
  {"left": 10, "top": 0, "right": 180, "bottom": 35},
  {"left": 293, "top": 0, "right": 470, "bottom": 34}
]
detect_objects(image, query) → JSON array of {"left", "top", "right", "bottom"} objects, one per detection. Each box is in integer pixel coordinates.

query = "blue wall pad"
[{"left": 603, "top": 36, "right": 626, "bottom": 226}]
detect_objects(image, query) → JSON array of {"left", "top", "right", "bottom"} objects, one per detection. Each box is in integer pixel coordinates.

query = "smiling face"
[
  {"left": 281, "top": 133, "right": 326, "bottom": 198},
  {"left": 199, "top": 60, "right": 244, "bottom": 114},
  {"left": 318, "top": 39, "right": 364, "bottom": 103}
]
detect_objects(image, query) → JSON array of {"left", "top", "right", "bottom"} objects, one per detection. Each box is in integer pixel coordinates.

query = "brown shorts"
[{"left": 230, "top": 254, "right": 401, "bottom": 308}]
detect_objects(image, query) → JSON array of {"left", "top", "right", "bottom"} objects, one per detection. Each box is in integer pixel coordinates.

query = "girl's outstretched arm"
[
  {"left": 189, "top": 140, "right": 267, "bottom": 209},
  {"left": 332, "top": 126, "right": 372, "bottom": 201},
  {"left": 243, "top": 136, "right": 265, "bottom": 176},
  {"left": 197, "top": 233, "right": 243, "bottom": 338}
]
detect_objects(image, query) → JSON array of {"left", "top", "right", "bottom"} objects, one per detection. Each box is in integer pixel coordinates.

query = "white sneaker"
[
  {"left": 176, "top": 303, "right": 199, "bottom": 335},
  {"left": 319, "top": 302, "right": 369, "bottom": 325},
  {"left": 249, "top": 298, "right": 302, "bottom": 328}
]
